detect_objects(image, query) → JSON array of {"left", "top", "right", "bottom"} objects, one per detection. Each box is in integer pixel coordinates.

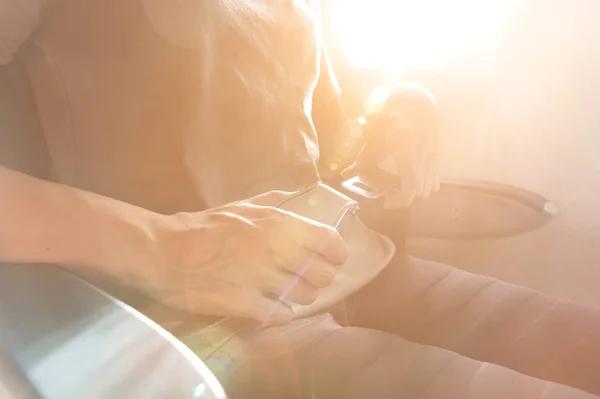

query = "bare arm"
[
  {"left": 0, "top": 166, "right": 347, "bottom": 323},
  {"left": 0, "top": 165, "right": 160, "bottom": 282}
]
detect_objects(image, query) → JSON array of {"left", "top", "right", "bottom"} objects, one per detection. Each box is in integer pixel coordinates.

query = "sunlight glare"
[
  {"left": 330, "top": 0, "right": 521, "bottom": 70},
  {"left": 365, "top": 85, "right": 393, "bottom": 113}
]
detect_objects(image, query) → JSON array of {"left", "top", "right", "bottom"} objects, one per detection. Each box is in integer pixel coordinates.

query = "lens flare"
[{"left": 365, "top": 85, "right": 393, "bottom": 113}]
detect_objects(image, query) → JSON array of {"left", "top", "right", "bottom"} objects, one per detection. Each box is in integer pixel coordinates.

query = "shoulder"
[{"left": 0, "top": 0, "right": 46, "bottom": 65}]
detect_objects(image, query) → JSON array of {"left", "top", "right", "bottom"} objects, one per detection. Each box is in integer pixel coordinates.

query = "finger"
[
  {"left": 415, "top": 157, "right": 427, "bottom": 197},
  {"left": 219, "top": 202, "right": 289, "bottom": 224},
  {"left": 276, "top": 248, "right": 337, "bottom": 288},
  {"left": 384, "top": 189, "right": 417, "bottom": 210},
  {"left": 300, "top": 222, "right": 348, "bottom": 266},
  {"left": 390, "top": 144, "right": 423, "bottom": 195},
  {"left": 263, "top": 270, "right": 319, "bottom": 306},
  {"left": 422, "top": 155, "right": 436, "bottom": 198},
  {"left": 159, "top": 284, "right": 295, "bottom": 324},
  {"left": 245, "top": 190, "right": 295, "bottom": 207},
  {"left": 383, "top": 162, "right": 419, "bottom": 209},
  {"left": 277, "top": 212, "right": 348, "bottom": 266},
  {"left": 252, "top": 294, "right": 295, "bottom": 325},
  {"left": 433, "top": 152, "right": 441, "bottom": 193},
  {"left": 398, "top": 159, "right": 420, "bottom": 197},
  {"left": 197, "top": 286, "right": 295, "bottom": 325}
]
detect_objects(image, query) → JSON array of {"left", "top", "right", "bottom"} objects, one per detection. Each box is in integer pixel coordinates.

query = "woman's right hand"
[
  {"left": 0, "top": 165, "right": 345, "bottom": 325},
  {"left": 139, "top": 191, "right": 348, "bottom": 325}
]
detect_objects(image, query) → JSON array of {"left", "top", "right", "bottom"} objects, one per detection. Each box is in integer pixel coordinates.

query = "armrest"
[
  {"left": 0, "top": 263, "right": 226, "bottom": 399},
  {"left": 333, "top": 176, "right": 556, "bottom": 242},
  {"left": 407, "top": 178, "right": 557, "bottom": 239}
]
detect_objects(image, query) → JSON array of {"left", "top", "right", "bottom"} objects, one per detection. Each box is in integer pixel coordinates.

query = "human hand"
[
  {"left": 139, "top": 191, "right": 347, "bottom": 325},
  {"left": 342, "top": 83, "right": 440, "bottom": 209}
]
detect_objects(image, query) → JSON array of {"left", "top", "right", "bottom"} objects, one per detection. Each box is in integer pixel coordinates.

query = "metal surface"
[
  {"left": 0, "top": 263, "right": 226, "bottom": 399},
  {"left": 342, "top": 176, "right": 384, "bottom": 200}
]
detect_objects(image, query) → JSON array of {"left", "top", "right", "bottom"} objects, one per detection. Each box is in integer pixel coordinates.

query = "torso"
[{"left": 27, "top": 0, "right": 324, "bottom": 212}]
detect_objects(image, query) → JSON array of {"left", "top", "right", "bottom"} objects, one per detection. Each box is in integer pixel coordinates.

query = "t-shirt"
[
  {"left": 0, "top": 1, "right": 399, "bottom": 325},
  {"left": 1, "top": 0, "right": 344, "bottom": 213}
]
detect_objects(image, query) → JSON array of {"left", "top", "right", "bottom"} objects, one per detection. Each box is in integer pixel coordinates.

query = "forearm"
[{"left": 0, "top": 166, "right": 161, "bottom": 280}]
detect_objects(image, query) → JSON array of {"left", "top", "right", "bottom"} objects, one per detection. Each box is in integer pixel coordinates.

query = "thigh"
[
  {"left": 186, "top": 315, "right": 597, "bottom": 399},
  {"left": 349, "top": 255, "right": 600, "bottom": 395}
]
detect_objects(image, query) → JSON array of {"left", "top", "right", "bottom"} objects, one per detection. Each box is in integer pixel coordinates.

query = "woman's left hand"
[{"left": 342, "top": 83, "right": 441, "bottom": 209}]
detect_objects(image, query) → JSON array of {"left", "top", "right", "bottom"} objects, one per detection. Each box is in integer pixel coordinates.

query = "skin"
[
  {"left": 343, "top": 83, "right": 440, "bottom": 209},
  {"left": 0, "top": 84, "right": 438, "bottom": 325},
  {"left": 0, "top": 166, "right": 346, "bottom": 324},
  {"left": 0, "top": 2, "right": 438, "bottom": 324}
]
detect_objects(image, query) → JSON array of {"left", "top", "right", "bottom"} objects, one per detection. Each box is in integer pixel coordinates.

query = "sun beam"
[{"left": 329, "top": 0, "right": 521, "bottom": 71}]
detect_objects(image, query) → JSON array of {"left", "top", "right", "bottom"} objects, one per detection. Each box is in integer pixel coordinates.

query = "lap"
[
  {"left": 180, "top": 314, "right": 596, "bottom": 399},
  {"left": 176, "top": 256, "right": 600, "bottom": 398},
  {"left": 349, "top": 256, "right": 600, "bottom": 396}
]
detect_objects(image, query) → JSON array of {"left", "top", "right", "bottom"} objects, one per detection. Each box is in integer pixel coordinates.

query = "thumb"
[{"left": 245, "top": 190, "right": 296, "bottom": 207}]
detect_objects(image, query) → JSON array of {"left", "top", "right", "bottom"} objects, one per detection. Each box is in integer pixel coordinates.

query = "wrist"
[
  {"left": 159, "top": 210, "right": 226, "bottom": 270},
  {"left": 53, "top": 185, "right": 166, "bottom": 284}
]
